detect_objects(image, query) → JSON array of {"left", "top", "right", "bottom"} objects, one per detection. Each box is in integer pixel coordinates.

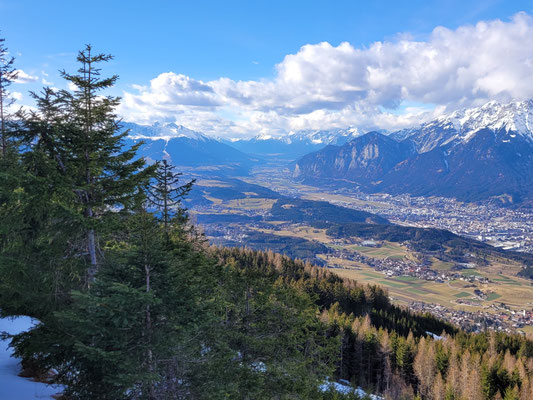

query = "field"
[
  {"left": 226, "top": 198, "right": 277, "bottom": 211},
  {"left": 348, "top": 243, "right": 408, "bottom": 260},
  {"left": 328, "top": 259, "right": 533, "bottom": 313},
  {"left": 187, "top": 175, "right": 533, "bottom": 316}
]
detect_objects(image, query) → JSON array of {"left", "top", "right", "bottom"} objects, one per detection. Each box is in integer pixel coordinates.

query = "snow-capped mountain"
[
  {"left": 391, "top": 100, "right": 533, "bottom": 153},
  {"left": 122, "top": 122, "right": 208, "bottom": 142},
  {"left": 122, "top": 122, "right": 257, "bottom": 173},
  {"left": 282, "top": 127, "right": 362, "bottom": 145},
  {"left": 294, "top": 99, "right": 533, "bottom": 205},
  {"left": 227, "top": 127, "right": 365, "bottom": 160}
]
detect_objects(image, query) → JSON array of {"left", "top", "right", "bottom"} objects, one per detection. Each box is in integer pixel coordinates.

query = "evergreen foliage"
[
  {"left": 0, "top": 34, "right": 18, "bottom": 157},
  {"left": 2, "top": 42, "right": 533, "bottom": 400}
]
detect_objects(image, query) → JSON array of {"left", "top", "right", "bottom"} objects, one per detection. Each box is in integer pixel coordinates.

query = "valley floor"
[
  {"left": 183, "top": 167, "right": 533, "bottom": 335},
  {"left": 246, "top": 166, "right": 533, "bottom": 254}
]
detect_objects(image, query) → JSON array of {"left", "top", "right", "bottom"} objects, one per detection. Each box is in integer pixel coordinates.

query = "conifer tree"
[
  {"left": 0, "top": 35, "right": 18, "bottom": 157},
  {"left": 59, "top": 45, "right": 155, "bottom": 282},
  {"left": 16, "top": 45, "right": 153, "bottom": 285},
  {"left": 146, "top": 159, "right": 194, "bottom": 236},
  {"left": 19, "top": 198, "right": 218, "bottom": 399}
]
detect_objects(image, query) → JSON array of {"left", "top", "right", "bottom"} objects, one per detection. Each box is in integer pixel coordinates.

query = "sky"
[{"left": 2, "top": 0, "right": 533, "bottom": 138}]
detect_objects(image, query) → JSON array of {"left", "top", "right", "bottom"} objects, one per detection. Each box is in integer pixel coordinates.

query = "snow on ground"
[
  {"left": 426, "top": 331, "right": 445, "bottom": 341},
  {"left": 0, "top": 316, "right": 62, "bottom": 400},
  {"left": 1, "top": 316, "right": 386, "bottom": 399},
  {"left": 320, "top": 379, "right": 383, "bottom": 399}
]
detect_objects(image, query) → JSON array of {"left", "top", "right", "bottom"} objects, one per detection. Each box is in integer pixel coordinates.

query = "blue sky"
[{"left": 3, "top": 0, "right": 533, "bottom": 137}]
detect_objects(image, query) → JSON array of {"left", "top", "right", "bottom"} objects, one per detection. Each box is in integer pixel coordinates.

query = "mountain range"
[
  {"left": 293, "top": 100, "right": 533, "bottom": 205},
  {"left": 391, "top": 99, "right": 533, "bottom": 152},
  {"left": 225, "top": 127, "right": 364, "bottom": 160},
  {"left": 122, "top": 99, "right": 533, "bottom": 205},
  {"left": 121, "top": 122, "right": 257, "bottom": 174}
]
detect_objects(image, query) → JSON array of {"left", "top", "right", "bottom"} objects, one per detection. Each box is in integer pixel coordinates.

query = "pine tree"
[
  {"left": 146, "top": 159, "right": 194, "bottom": 236},
  {"left": 503, "top": 385, "right": 519, "bottom": 400},
  {"left": 0, "top": 35, "right": 18, "bottom": 157},
  {"left": 23, "top": 202, "right": 218, "bottom": 399},
  {"left": 59, "top": 45, "right": 155, "bottom": 282},
  {"left": 18, "top": 45, "right": 154, "bottom": 285}
]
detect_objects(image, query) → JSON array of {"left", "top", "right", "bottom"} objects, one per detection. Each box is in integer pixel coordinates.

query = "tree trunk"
[
  {"left": 87, "top": 225, "right": 97, "bottom": 283},
  {"left": 145, "top": 262, "right": 155, "bottom": 399},
  {"left": 0, "top": 69, "right": 6, "bottom": 157}
]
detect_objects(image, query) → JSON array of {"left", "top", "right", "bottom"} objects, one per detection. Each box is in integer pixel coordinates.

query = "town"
[
  {"left": 249, "top": 168, "right": 533, "bottom": 254},
  {"left": 409, "top": 301, "right": 533, "bottom": 335}
]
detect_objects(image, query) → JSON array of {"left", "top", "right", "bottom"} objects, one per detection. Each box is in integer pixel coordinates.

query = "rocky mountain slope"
[{"left": 293, "top": 100, "right": 533, "bottom": 205}]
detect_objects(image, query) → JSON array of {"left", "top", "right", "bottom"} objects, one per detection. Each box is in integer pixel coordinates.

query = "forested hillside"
[{"left": 2, "top": 44, "right": 533, "bottom": 400}]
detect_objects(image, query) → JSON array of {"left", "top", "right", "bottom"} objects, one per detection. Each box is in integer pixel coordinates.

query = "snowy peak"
[
  {"left": 253, "top": 127, "right": 363, "bottom": 145},
  {"left": 435, "top": 99, "right": 533, "bottom": 141},
  {"left": 392, "top": 99, "right": 533, "bottom": 153},
  {"left": 124, "top": 122, "right": 208, "bottom": 142},
  {"left": 286, "top": 127, "right": 363, "bottom": 145},
  {"left": 228, "top": 127, "right": 367, "bottom": 160}
]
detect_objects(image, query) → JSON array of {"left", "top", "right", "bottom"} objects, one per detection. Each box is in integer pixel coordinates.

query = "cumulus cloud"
[
  {"left": 14, "top": 69, "right": 39, "bottom": 84},
  {"left": 119, "top": 12, "right": 533, "bottom": 137}
]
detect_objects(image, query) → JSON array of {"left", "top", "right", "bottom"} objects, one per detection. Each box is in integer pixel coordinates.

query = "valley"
[
  {"left": 248, "top": 166, "right": 533, "bottom": 253},
  {"left": 7, "top": 8, "right": 533, "bottom": 398},
  {"left": 182, "top": 171, "right": 533, "bottom": 335},
  {"left": 124, "top": 98, "right": 533, "bottom": 336}
]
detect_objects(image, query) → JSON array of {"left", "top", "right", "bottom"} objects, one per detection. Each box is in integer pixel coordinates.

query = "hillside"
[{"left": 293, "top": 101, "right": 533, "bottom": 205}]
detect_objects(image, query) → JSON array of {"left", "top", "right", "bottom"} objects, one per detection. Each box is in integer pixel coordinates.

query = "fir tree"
[
  {"left": 17, "top": 45, "right": 154, "bottom": 285},
  {"left": 146, "top": 159, "right": 194, "bottom": 236},
  {"left": 0, "top": 35, "right": 18, "bottom": 157}
]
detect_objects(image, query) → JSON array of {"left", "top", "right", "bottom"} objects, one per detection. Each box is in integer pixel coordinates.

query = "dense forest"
[{"left": 2, "top": 43, "right": 533, "bottom": 399}]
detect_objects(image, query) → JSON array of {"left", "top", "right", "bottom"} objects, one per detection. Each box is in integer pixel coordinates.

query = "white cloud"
[
  {"left": 67, "top": 82, "right": 78, "bottom": 92},
  {"left": 119, "top": 12, "right": 533, "bottom": 137},
  {"left": 14, "top": 69, "right": 39, "bottom": 84}
]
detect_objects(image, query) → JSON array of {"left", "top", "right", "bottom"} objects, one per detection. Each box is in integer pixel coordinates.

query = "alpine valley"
[
  {"left": 5, "top": 18, "right": 533, "bottom": 399},
  {"left": 125, "top": 99, "right": 533, "bottom": 206},
  {"left": 115, "top": 98, "right": 533, "bottom": 337}
]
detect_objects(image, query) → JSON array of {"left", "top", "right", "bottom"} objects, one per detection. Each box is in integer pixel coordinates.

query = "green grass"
[
  {"left": 378, "top": 280, "right": 409, "bottom": 288},
  {"left": 396, "top": 276, "right": 419, "bottom": 282},
  {"left": 461, "top": 270, "right": 482, "bottom": 277},
  {"left": 431, "top": 260, "right": 455, "bottom": 271},
  {"left": 454, "top": 292, "right": 471, "bottom": 298},
  {"left": 486, "top": 293, "right": 502, "bottom": 301}
]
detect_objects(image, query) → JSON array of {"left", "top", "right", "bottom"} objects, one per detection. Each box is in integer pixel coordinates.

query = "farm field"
[
  {"left": 328, "top": 260, "right": 533, "bottom": 314},
  {"left": 186, "top": 175, "right": 533, "bottom": 318}
]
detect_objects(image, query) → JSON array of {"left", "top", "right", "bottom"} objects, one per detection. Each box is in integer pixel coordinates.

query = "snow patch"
[
  {"left": 320, "top": 379, "right": 383, "bottom": 399},
  {"left": 0, "top": 316, "right": 63, "bottom": 399},
  {"left": 425, "top": 331, "right": 445, "bottom": 341}
]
